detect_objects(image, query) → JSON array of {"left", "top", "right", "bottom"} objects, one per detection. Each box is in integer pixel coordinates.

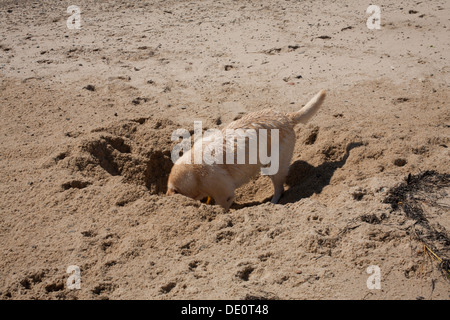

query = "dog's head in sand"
[{"left": 166, "top": 90, "right": 326, "bottom": 210}]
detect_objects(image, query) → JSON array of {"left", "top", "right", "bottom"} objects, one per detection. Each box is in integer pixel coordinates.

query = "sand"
[{"left": 0, "top": 0, "right": 449, "bottom": 300}]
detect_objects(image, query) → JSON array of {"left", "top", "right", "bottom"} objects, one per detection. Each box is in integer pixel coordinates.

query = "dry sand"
[{"left": 0, "top": 0, "right": 449, "bottom": 300}]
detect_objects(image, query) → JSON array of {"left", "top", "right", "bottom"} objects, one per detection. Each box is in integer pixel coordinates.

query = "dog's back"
[
  {"left": 221, "top": 109, "right": 296, "bottom": 187},
  {"left": 221, "top": 89, "right": 326, "bottom": 188}
]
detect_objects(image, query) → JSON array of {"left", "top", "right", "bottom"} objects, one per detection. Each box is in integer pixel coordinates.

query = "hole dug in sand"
[
  {"left": 55, "top": 117, "right": 363, "bottom": 211},
  {"left": 57, "top": 118, "right": 176, "bottom": 195},
  {"left": 232, "top": 141, "right": 363, "bottom": 208}
]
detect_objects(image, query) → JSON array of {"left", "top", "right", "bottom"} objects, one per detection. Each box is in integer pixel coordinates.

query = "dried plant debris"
[{"left": 384, "top": 171, "right": 450, "bottom": 279}]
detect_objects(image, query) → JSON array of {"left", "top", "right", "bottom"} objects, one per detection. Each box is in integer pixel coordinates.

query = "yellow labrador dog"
[{"left": 166, "top": 90, "right": 326, "bottom": 210}]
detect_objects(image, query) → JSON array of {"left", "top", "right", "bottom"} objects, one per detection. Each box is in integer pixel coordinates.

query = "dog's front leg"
[
  {"left": 203, "top": 169, "right": 236, "bottom": 210},
  {"left": 208, "top": 182, "right": 235, "bottom": 211},
  {"left": 213, "top": 193, "right": 235, "bottom": 211}
]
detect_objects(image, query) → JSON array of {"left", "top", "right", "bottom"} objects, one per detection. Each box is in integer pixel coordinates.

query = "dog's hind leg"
[
  {"left": 269, "top": 170, "right": 287, "bottom": 204},
  {"left": 269, "top": 134, "right": 294, "bottom": 204},
  {"left": 269, "top": 149, "right": 291, "bottom": 203}
]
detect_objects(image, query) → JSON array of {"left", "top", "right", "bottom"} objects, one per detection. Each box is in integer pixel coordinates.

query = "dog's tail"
[{"left": 288, "top": 89, "right": 326, "bottom": 124}]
